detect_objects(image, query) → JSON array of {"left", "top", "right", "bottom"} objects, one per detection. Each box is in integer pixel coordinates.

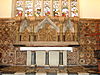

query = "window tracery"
[
  {"left": 34, "top": 0, "right": 42, "bottom": 16},
  {"left": 53, "top": 0, "right": 60, "bottom": 16},
  {"left": 25, "top": 0, "right": 33, "bottom": 16},
  {"left": 44, "top": 0, "right": 51, "bottom": 16},
  {"left": 62, "top": 0, "right": 69, "bottom": 17},
  {"left": 16, "top": 0, "right": 23, "bottom": 16},
  {"left": 16, "top": 0, "right": 79, "bottom": 17},
  {"left": 70, "top": 0, "right": 78, "bottom": 17}
]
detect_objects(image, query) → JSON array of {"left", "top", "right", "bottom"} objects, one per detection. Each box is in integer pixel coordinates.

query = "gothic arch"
[{"left": 34, "top": 17, "right": 60, "bottom": 33}]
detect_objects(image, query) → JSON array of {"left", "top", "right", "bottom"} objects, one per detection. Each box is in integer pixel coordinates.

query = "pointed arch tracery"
[{"left": 15, "top": 0, "right": 79, "bottom": 17}]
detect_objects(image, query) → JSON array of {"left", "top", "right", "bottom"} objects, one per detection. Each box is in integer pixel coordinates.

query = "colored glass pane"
[
  {"left": 70, "top": 0, "right": 78, "bottom": 17},
  {"left": 16, "top": 0, "right": 79, "bottom": 17},
  {"left": 16, "top": 0, "right": 23, "bottom": 16},
  {"left": 44, "top": 0, "right": 50, "bottom": 16},
  {"left": 53, "top": 0, "right": 60, "bottom": 16},
  {"left": 25, "top": 0, "right": 33, "bottom": 16},
  {"left": 62, "top": 0, "right": 69, "bottom": 17},
  {"left": 34, "top": 0, "right": 42, "bottom": 17}
]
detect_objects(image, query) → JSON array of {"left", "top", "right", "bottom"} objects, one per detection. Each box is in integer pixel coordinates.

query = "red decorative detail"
[
  {"left": 98, "top": 61, "right": 100, "bottom": 73},
  {"left": 85, "top": 33, "right": 100, "bottom": 36}
]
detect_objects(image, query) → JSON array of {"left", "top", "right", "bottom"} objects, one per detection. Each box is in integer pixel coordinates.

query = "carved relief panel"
[
  {"left": 0, "top": 25, "right": 16, "bottom": 44},
  {"left": 79, "top": 48, "right": 97, "bottom": 65},
  {"left": 1, "top": 48, "right": 16, "bottom": 65},
  {"left": 67, "top": 48, "right": 79, "bottom": 65},
  {"left": 16, "top": 51, "right": 27, "bottom": 65},
  {"left": 65, "top": 31, "right": 75, "bottom": 41},
  {"left": 20, "top": 30, "right": 31, "bottom": 41},
  {"left": 37, "top": 24, "right": 57, "bottom": 41}
]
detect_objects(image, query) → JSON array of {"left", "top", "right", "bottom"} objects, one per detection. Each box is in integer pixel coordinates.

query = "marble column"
[
  {"left": 63, "top": 51, "right": 67, "bottom": 66},
  {"left": 36, "top": 51, "right": 45, "bottom": 66},
  {"left": 27, "top": 51, "right": 31, "bottom": 66},
  {"left": 49, "top": 51, "right": 59, "bottom": 66}
]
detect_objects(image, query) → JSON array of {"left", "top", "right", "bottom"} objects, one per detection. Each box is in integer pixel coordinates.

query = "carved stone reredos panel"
[
  {"left": 34, "top": 17, "right": 60, "bottom": 33},
  {"left": 19, "top": 18, "right": 32, "bottom": 33},
  {"left": 16, "top": 17, "right": 78, "bottom": 43},
  {"left": 0, "top": 17, "right": 99, "bottom": 66}
]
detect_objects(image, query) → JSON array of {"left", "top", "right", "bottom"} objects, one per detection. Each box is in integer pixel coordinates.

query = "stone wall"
[
  {"left": 0, "top": 17, "right": 99, "bottom": 66},
  {"left": 78, "top": 19, "right": 100, "bottom": 66}
]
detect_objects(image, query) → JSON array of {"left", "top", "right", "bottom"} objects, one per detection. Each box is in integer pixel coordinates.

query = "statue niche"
[
  {"left": 63, "top": 18, "right": 75, "bottom": 41},
  {"left": 19, "top": 18, "right": 32, "bottom": 41},
  {"left": 37, "top": 24, "right": 57, "bottom": 41},
  {"left": 20, "top": 29, "right": 31, "bottom": 41},
  {"left": 65, "top": 30, "right": 75, "bottom": 41},
  {"left": 34, "top": 17, "right": 59, "bottom": 41}
]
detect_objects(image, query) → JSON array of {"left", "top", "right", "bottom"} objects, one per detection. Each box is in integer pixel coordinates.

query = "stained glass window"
[
  {"left": 62, "top": 0, "right": 69, "bottom": 17},
  {"left": 70, "top": 0, "right": 79, "bottom": 17},
  {"left": 53, "top": 0, "right": 60, "bottom": 16},
  {"left": 16, "top": 0, "right": 24, "bottom": 16},
  {"left": 44, "top": 0, "right": 51, "bottom": 16},
  {"left": 34, "top": 0, "right": 42, "bottom": 16},
  {"left": 16, "top": 0, "right": 79, "bottom": 17},
  {"left": 25, "top": 0, "right": 33, "bottom": 16}
]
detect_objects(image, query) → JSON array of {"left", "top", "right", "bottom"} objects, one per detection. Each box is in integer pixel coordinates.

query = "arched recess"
[
  {"left": 18, "top": 18, "right": 32, "bottom": 41},
  {"left": 20, "top": 29, "right": 32, "bottom": 41},
  {"left": 34, "top": 17, "right": 60, "bottom": 33},
  {"left": 35, "top": 17, "right": 60, "bottom": 41},
  {"left": 63, "top": 18, "right": 75, "bottom": 41},
  {"left": 37, "top": 24, "right": 58, "bottom": 41}
]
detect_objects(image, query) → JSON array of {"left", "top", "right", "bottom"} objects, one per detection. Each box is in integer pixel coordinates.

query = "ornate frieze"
[
  {"left": 16, "top": 17, "right": 78, "bottom": 42},
  {"left": 16, "top": 51, "right": 27, "bottom": 65}
]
